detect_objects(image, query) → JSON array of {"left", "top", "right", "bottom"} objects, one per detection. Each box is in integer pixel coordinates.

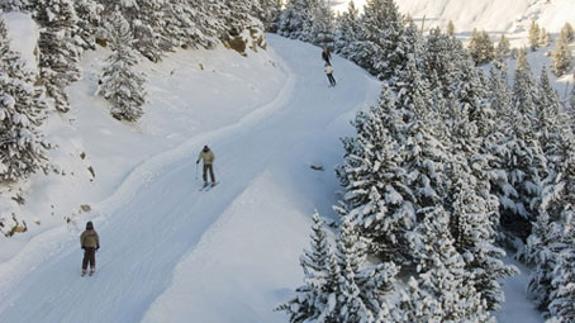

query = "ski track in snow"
[{"left": 0, "top": 35, "right": 380, "bottom": 323}]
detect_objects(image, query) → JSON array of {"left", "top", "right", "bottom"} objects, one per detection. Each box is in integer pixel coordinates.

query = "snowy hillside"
[
  {"left": 0, "top": 13, "right": 285, "bottom": 261},
  {"left": 335, "top": 0, "right": 575, "bottom": 42},
  {"left": 0, "top": 34, "right": 381, "bottom": 323}
]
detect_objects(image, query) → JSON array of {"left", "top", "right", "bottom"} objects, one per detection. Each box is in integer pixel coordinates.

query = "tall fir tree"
[
  {"left": 352, "top": 0, "right": 405, "bottom": 80},
  {"left": 529, "top": 20, "right": 541, "bottom": 51},
  {"left": 552, "top": 32, "right": 573, "bottom": 76},
  {"left": 468, "top": 29, "right": 495, "bottom": 65},
  {"left": 333, "top": 0, "right": 360, "bottom": 59},
  {"left": 99, "top": 11, "right": 146, "bottom": 122},
  {"left": 73, "top": 0, "right": 103, "bottom": 51},
  {"left": 308, "top": 0, "right": 334, "bottom": 48},
  {"left": 276, "top": 214, "right": 336, "bottom": 322},
  {"left": 35, "top": 0, "right": 81, "bottom": 113},
  {"left": 277, "top": 0, "right": 317, "bottom": 41},
  {"left": 408, "top": 207, "right": 493, "bottom": 322},
  {"left": 560, "top": 22, "right": 574, "bottom": 43},
  {"left": 548, "top": 244, "right": 575, "bottom": 322},
  {"left": 0, "top": 17, "right": 49, "bottom": 183}
]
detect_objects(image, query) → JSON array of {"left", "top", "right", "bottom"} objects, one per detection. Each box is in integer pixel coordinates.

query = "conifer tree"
[
  {"left": 255, "top": 0, "right": 282, "bottom": 32},
  {"left": 548, "top": 246, "right": 575, "bottom": 322},
  {"left": 446, "top": 20, "right": 455, "bottom": 36},
  {"left": 0, "top": 0, "right": 31, "bottom": 12},
  {"left": 73, "top": 0, "right": 103, "bottom": 51},
  {"left": 448, "top": 163, "right": 518, "bottom": 311},
  {"left": 276, "top": 214, "right": 335, "bottom": 322},
  {"left": 353, "top": 0, "right": 405, "bottom": 79},
  {"left": 333, "top": 0, "right": 360, "bottom": 58},
  {"left": 338, "top": 99, "right": 414, "bottom": 260},
  {"left": 308, "top": 0, "right": 334, "bottom": 48},
  {"left": 552, "top": 32, "right": 573, "bottom": 76},
  {"left": 332, "top": 218, "right": 398, "bottom": 322},
  {"left": 529, "top": 20, "right": 541, "bottom": 51},
  {"left": 408, "top": 208, "right": 493, "bottom": 322},
  {"left": 539, "top": 28, "right": 551, "bottom": 47},
  {"left": 99, "top": 11, "right": 146, "bottom": 122},
  {"left": 468, "top": 29, "right": 495, "bottom": 65},
  {"left": 0, "top": 18, "right": 49, "bottom": 183},
  {"left": 537, "top": 67, "right": 568, "bottom": 173},
  {"left": 277, "top": 0, "right": 317, "bottom": 41},
  {"left": 495, "top": 34, "right": 511, "bottom": 61},
  {"left": 35, "top": 0, "right": 81, "bottom": 113},
  {"left": 560, "top": 22, "right": 574, "bottom": 43}
]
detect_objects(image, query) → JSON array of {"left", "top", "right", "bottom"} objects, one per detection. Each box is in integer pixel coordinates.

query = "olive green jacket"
[
  {"left": 81, "top": 230, "right": 100, "bottom": 248},
  {"left": 198, "top": 150, "right": 215, "bottom": 165}
]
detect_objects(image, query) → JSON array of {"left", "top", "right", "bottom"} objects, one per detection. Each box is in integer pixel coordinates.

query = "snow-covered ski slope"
[{"left": 0, "top": 35, "right": 381, "bottom": 323}]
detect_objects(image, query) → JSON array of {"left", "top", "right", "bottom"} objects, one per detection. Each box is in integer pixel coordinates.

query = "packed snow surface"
[{"left": 0, "top": 35, "right": 380, "bottom": 323}]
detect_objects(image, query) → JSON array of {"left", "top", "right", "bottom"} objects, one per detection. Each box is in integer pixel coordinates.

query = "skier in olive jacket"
[
  {"left": 196, "top": 145, "right": 216, "bottom": 186},
  {"left": 80, "top": 221, "right": 99, "bottom": 276}
]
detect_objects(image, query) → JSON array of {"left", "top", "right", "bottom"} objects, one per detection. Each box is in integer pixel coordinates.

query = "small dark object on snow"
[{"left": 310, "top": 164, "right": 325, "bottom": 171}]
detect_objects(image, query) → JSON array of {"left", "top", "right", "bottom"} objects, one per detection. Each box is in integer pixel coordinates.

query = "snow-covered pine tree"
[
  {"left": 0, "top": 18, "right": 49, "bottom": 183},
  {"left": 308, "top": 0, "right": 334, "bottom": 48},
  {"left": 446, "top": 20, "right": 455, "bottom": 36},
  {"left": 526, "top": 210, "right": 574, "bottom": 312},
  {"left": 495, "top": 34, "right": 511, "bottom": 61},
  {"left": 394, "top": 277, "right": 442, "bottom": 322},
  {"left": 34, "top": 0, "right": 81, "bottom": 113},
  {"left": 552, "top": 31, "right": 573, "bottom": 76},
  {"left": 277, "top": 0, "right": 316, "bottom": 41},
  {"left": 560, "top": 22, "right": 574, "bottom": 43},
  {"left": 99, "top": 11, "right": 146, "bottom": 122},
  {"left": 338, "top": 97, "right": 414, "bottom": 261},
  {"left": 548, "top": 245, "right": 575, "bottom": 322},
  {"left": 333, "top": 0, "right": 360, "bottom": 59},
  {"left": 254, "top": 0, "right": 281, "bottom": 32},
  {"left": 332, "top": 217, "right": 398, "bottom": 322},
  {"left": 519, "top": 132, "right": 575, "bottom": 313},
  {"left": 539, "top": 28, "right": 551, "bottom": 48},
  {"left": 513, "top": 48, "right": 540, "bottom": 130},
  {"left": 408, "top": 207, "right": 493, "bottom": 322},
  {"left": 276, "top": 213, "right": 335, "bottom": 322},
  {"left": 388, "top": 54, "right": 451, "bottom": 216},
  {"left": 393, "top": 18, "right": 425, "bottom": 76},
  {"left": 537, "top": 66, "right": 569, "bottom": 173},
  {"left": 468, "top": 29, "right": 495, "bottom": 65},
  {"left": 423, "top": 27, "right": 461, "bottom": 98},
  {"left": 100, "top": 0, "right": 167, "bottom": 62},
  {"left": 529, "top": 20, "right": 541, "bottom": 51},
  {"left": 0, "top": 0, "right": 31, "bottom": 12},
  {"left": 218, "top": 0, "right": 265, "bottom": 51},
  {"left": 73, "top": 0, "right": 103, "bottom": 51},
  {"left": 448, "top": 163, "right": 518, "bottom": 311},
  {"left": 352, "top": 0, "right": 404, "bottom": 80}
]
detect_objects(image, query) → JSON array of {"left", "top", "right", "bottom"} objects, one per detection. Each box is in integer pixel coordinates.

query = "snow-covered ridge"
[{"left": 335, "top": 0, "right": 575, "bottom": 36}]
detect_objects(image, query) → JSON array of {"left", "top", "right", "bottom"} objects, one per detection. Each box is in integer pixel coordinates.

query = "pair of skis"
[
  {"left": 199, "top": 181, "right": 219, "bottom": 192},
  {"left": 81, "top": 270, "right": 95, "bottom": 277}
]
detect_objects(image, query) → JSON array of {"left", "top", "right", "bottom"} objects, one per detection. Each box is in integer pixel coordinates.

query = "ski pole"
[{"left": 195, "top": 162, "right": 198, "bottom": 180}]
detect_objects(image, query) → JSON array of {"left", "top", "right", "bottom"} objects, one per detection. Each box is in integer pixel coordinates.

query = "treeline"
[{"left": 277, "top": 0, "right": 575, "bottom": 322}]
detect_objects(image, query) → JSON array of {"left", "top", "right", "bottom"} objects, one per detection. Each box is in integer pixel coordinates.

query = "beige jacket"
[
  {"left": 198, "top": 150, "right": 215, "bottom": 165},
  {"left": 81, "top": 230, "right": 100, "bottom": 248}
]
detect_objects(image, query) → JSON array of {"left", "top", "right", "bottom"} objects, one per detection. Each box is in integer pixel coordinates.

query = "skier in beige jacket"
[{"left": 197, "top": 145, "right": 216, "bottom": 187}]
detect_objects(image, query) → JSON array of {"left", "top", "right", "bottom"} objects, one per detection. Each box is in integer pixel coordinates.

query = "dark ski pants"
[
  {"left": 327, "top": 74, "right": 336, "bottom": 87},
  {"left": 82, "top": 247, "right": 96, "bottom": 270},
  {"left": 203, "top": 164, "right": 215, "bottom": 183}
]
